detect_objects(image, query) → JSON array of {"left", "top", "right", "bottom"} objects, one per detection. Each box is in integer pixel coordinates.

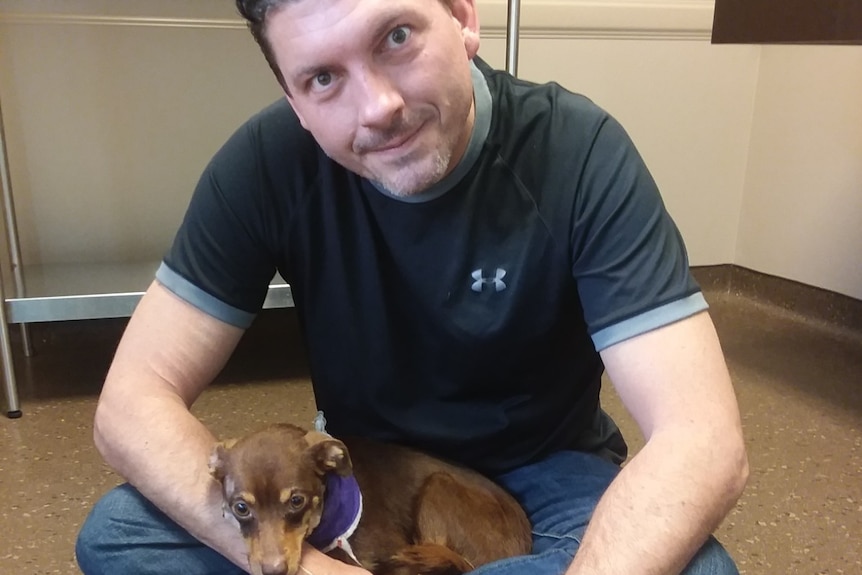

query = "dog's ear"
[
  {"left": 303, "top": 431, "right": 353, "bottom": 477},
  {"left": 208, "top": 439, "right": 237, "bottom": 483}
]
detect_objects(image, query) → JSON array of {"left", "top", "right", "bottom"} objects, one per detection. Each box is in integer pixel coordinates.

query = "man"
[{"left": 76, "top": 0, "right": 749, "bottom": 573}]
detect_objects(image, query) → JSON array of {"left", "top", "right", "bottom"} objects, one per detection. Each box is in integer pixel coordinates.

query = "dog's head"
[{"left": 209, "top": 423, "right": 353, "bottom": 575}]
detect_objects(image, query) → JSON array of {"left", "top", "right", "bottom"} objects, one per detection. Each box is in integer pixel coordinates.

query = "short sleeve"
[
  {"left": 160, "top": 113, "right": 286, "bottom": 327},
  {"left": 571, "top": 115, "right": 706, "bottom": 351}
]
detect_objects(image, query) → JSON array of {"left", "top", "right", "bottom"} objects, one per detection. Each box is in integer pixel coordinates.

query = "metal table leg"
[
  {"left": 0, "top": 93, "right": 33, "bottom": 359},
  {"left": 0, "top": 264, "right": 21, "bottom": 417},
  {"left": 1, "top": 82, "right": 28, "bottom": 417}
]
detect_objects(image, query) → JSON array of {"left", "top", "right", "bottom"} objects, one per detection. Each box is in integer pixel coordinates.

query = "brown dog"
[{"left": 209, "top": 423, "right": 532, "bottom": 575}]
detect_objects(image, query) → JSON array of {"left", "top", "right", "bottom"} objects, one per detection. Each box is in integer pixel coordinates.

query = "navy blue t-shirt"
[{"left": 159, "top": 59, "right": 706, "bottom": 474}]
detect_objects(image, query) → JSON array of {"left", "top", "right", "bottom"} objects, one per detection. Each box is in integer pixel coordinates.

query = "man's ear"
[
  {"left": 303, "top": 431, "right": 353, "bottom": 476},
  {"left": 285, "top": 94, "right": 310, "bottom": 130},
  {"left": 208, "top": 439, "right": 237, "bottom": 483},
  {"left": 449, "top": 0, "right": 481, "bottom": 58}
]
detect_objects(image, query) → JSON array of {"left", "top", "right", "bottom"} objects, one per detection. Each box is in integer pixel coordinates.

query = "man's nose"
[{"left": 356, "top": 67, "right": 405, "bottom": 129}]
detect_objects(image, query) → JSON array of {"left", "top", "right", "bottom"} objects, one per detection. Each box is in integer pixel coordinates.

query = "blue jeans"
[{"left": 76, "top": 451, "right": 738, "bottom": 574}]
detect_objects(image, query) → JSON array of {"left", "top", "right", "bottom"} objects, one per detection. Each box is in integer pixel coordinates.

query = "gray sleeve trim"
[
  {"left": 592, "top": 292, "right": 709, "bottom": 352},
  {"left": 155, "top": 262, "right": 256, "bottom": 329}
]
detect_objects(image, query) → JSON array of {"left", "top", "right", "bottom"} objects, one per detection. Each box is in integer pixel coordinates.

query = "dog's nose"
[{"left": 259, "top": 559, "right": 288, "bottom": 575}]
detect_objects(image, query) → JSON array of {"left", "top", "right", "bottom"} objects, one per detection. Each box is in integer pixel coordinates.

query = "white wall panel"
[{"left": 737, "top": 46, "right": 862, "bottom": 299}]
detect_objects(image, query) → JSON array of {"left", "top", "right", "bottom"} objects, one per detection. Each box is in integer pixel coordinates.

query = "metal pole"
[
  {"left": 0, "top": 256, "right": 21, "bottom": 417},
  {"left": 505, "top": 0, "right": 521, "bottom": 77},
  {"left": 0, "top": 91, "right": 33, "bottom": 358},
  {"left": 0, "top": 91, "right": 27, "bottom": 416}
]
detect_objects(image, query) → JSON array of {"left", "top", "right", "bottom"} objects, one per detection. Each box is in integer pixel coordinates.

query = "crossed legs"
[{"left": 76, "top": 451, "right": 738, "bottom": 575}]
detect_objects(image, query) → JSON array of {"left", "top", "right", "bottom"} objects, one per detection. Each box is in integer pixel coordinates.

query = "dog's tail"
[{"left": 387, "top": 543, "right": 475, "bottom": 575}]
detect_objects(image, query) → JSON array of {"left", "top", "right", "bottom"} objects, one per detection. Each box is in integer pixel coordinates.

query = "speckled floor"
[{"left": 1, "top": 287, "right": 860, "bottom": 574}]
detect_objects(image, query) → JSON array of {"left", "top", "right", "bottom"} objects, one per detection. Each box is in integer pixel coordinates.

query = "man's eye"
[
  {"left": 313, "top": 72, "right": 332, "bottom": 88},
  {"left": 387, "top": 26, "right": 411, "bottom": 47}
]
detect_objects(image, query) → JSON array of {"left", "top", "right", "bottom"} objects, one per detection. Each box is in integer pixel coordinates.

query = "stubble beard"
[
  {"left": 358, "top": 106, "right": 463, "bottom": 198},
  {"left": 374, "top": 146, "right": 452, "bottom": 198}
]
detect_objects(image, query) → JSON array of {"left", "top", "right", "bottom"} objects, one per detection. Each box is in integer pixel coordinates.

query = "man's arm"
[
  {"left": 567, "top": 310, "right": 749, "bottom": 574},
  {"left": 93, "top": 280, "right": 370, "bottom": 574},
  {"left": 94, "top": 280, "right": 251, "bottom": 565}
]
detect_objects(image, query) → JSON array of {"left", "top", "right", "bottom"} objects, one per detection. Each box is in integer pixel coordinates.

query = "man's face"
[{"left": 267, "top": 0, "right": 480, "bottom": 197}]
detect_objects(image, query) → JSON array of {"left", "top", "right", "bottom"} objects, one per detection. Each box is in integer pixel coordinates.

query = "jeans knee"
[
  {"left": 75, "top": 484, "right": 242, "bottom": 575},
  {"left": 683, "top": 536, "right": 739, "bottom": 575},
  {"left": 75, "top": 518, "right": 102, "bottom": 575},
  {"left": 76, "top": 484, "right": 140, "bottom": 574}
]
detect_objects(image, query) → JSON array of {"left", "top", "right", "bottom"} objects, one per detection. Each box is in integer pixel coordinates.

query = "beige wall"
[
  {"left": 508, "top": 38, "right": 759, "bottom": 266},
  {"left": 737, "top": 46, "right": 862, "bottom": 299},
  {"left": 0, "top": 1, "right": 860, "bottom": 298},
  {"left": 0, "top": 1, "right": 283, "bottom": 265}
]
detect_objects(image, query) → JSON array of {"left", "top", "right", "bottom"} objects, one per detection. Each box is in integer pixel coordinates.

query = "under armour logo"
[{"left": 471, "top": 268, "right": 507, "bottom": 293}]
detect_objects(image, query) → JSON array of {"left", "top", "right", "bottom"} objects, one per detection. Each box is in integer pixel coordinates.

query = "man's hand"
[{"left": 301, "top": 546, "right": 374, "bottom": 575}]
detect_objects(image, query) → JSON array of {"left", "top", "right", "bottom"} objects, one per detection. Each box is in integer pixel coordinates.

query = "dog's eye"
[
  {"left": 288, "top": 495, "right": 306, "bottom": 510},
  {"left": 231, "top": 500, "right": 252, "bottom": 519}
]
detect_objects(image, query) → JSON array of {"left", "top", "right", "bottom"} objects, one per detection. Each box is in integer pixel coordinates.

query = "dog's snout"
[{"left": 259, "top": 558, "right": 288, "bottom": 575}]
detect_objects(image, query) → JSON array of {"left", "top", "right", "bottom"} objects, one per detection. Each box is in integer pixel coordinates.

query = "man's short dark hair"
[{"left": 235, "top": 0, "right": 293, "bottom": 90}]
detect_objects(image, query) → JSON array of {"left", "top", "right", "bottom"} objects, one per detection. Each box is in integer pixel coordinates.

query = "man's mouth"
[
  {"left": 359, "top": 122, "right": 424, "bottom": 155},
  {"left": 375, "top": 131, "right": 416, "bottom": 152}
]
